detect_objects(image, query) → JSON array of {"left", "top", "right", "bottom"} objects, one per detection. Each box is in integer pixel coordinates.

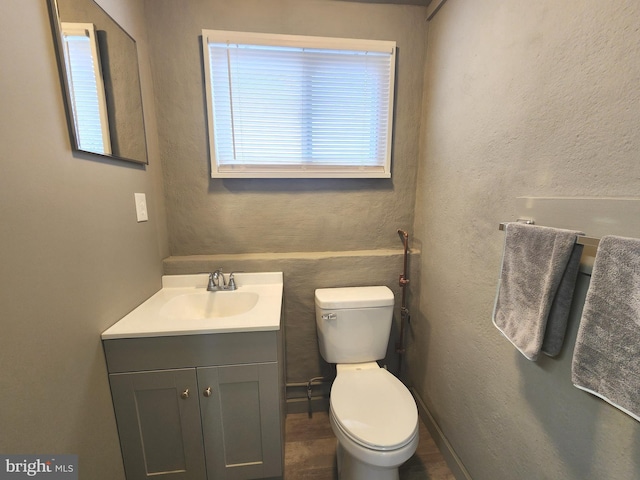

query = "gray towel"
[
  {"left": 572, "top": 235, "right": 640, "bottom": 422},
  {"left": 493, "top": 223, "right": 583, "bottom": 361},
  {"left": 541, "top": 241, "right": 584, "bottom": 356}
]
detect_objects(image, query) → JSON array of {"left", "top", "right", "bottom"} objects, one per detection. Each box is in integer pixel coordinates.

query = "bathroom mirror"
[{"left": 48, "top": 0, "right": 148, "bottom": 164}]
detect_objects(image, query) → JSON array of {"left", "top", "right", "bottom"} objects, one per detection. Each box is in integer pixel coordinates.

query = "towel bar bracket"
[{"left": 499, "top": 219, "right": 534, "bottom": 231}]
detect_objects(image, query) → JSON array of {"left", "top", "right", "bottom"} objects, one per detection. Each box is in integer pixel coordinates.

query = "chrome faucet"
[
  {"left": 207, "top": 269, "right": 238, "bottom": 291},
  {"left": 208, "top": 269, "right": 225, "bottom": 290},
  {"left": 213, "top": 269, "right": 226, "bottom": 288}
]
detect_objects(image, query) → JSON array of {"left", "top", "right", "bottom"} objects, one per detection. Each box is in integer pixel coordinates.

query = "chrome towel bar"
[{"left": 498, "top": 222, "right": 600, "bottom": 248}]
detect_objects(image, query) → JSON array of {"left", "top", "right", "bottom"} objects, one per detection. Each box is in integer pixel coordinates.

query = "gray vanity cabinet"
[
  {"left": 109, "top": 368, "right": 207, "bottom": 479},
  {"left": 198, "top": 363, "right": 282, "bottom": 479},
  {"left": 103, "top": 331, "right": 284, "bottom": 480}
]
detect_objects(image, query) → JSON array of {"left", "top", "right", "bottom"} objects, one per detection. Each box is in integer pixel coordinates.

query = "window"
[
  {"left": 202, "top": 30, "right": 396, "bottom": 178},
  {"left": 60, "top": 22, "right": 111, "bottom": 155}
]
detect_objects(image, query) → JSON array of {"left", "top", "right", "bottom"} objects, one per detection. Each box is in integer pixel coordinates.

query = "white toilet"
[{"left": 315, "top": 286, "right": 419, "bottom": 480}]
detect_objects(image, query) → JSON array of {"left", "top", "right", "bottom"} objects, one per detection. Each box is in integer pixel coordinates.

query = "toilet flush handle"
[{"left": 321, "top": 313, "right": 337, "bottom": 321}]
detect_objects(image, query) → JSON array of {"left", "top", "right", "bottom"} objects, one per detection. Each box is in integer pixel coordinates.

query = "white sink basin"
[
  {"left": 102, "top": 272, "right": 283, "bottom": 339},
  {"left": 160, "top": 291, "right": 260, "bottom": 320}
]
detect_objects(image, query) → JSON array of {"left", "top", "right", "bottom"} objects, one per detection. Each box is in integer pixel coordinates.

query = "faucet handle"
[
  {"left": 227, "top": 272, "right": 237, "bottom": 290},
  {"left": 207, "top": 272, "right": 217, "bottom": 291}
]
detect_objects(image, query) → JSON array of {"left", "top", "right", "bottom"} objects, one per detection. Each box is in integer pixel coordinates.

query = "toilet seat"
[{"left": 330, "top": 367, "right": 418, "bottom": 451}]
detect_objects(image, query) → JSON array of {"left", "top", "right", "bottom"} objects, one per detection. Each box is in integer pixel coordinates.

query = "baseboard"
[{"left": 411, "top": 387, "right": 472, "bottom": 480}]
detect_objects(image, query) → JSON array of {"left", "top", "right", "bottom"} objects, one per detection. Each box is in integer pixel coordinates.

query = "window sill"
[{"left": 211, "top": 165, "right": 391, "bottom": 179}]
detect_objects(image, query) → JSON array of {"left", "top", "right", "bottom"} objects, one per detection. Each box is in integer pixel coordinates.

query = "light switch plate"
[{"left": 134, "top": 193, "right": 148, "bottom": 222}]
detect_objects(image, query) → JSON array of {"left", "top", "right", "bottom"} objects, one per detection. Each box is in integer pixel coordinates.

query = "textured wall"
[
  {"left": 410, "top": 0, "right": 640, "bottom": 478},
  {"left": 145, "top": 0, "right": 428, "bottom": 383},
  {"left": 144, "top": 0, "right": 426, "bottom": 256},
  {"left": 0, "top": 1, "right": 167, "bottom": 478}
]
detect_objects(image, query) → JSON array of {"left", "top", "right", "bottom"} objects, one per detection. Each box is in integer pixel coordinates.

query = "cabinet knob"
[
  {"left": 203, "top": 387, "right": 213, "bottom": 397},
  {"left": 180, "top": 388, "right": 189, "bottom": 399}
]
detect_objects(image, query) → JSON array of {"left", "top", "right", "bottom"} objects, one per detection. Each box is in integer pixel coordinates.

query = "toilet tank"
[{"left": 315, "top": 286, "right": 394, "bottom": 364}]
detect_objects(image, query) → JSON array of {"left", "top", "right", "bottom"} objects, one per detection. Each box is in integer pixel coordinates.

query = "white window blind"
[
  {"left": 202, "top": 31, "right": 396, "bottom": 178},
  {"left": 61, "top": 23, "right": 111, "bottom": 155}
]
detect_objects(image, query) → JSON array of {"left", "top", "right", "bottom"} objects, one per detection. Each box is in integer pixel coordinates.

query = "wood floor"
[{"left": 284, "top": 411, "right": 456, "bottom": 479}]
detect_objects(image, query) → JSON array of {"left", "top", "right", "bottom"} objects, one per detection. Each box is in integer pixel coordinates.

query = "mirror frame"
[{"left": 47, "top": 0, "right": 149, "bottom": 165}]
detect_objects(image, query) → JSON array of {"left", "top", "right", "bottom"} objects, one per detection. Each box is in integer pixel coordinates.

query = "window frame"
[{"left": 202, "top": 30, "right": 396, "bottom": 179}]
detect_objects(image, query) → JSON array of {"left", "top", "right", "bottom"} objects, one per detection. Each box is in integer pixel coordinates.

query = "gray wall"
[
  {"left": 410, "top": 0, "right": 640, "bottom": 479},
  {"left": 145, "top": 0, "right": 428, "bottom": 382},
  {"left": 0, "top": 1, "right": 167, "bottom": 478}
]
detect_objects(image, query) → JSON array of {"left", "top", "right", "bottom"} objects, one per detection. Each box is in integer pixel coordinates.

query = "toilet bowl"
[
  {"left": 329, "top": 363, "right": 419, "bottom": 480},
  {"left": 315, "top": 285, "right": 418, "bottom": 480}
]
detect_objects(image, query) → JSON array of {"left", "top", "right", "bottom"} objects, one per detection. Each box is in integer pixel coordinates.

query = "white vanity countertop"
[{"left": 102, "top": 272, "right": 283, "bottom": 340}]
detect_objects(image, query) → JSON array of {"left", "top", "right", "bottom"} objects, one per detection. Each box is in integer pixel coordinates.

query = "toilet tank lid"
[{"left": 315, "top": 286, "right": 394, "bottom": 309}]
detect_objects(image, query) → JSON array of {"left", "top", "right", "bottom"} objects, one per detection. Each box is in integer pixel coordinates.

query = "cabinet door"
[
  {"left": 198, "top": 363, "right": 282, "bottom": 480},
  {"left": 109, "top": 369, "right": 206, "bottom": 480}
]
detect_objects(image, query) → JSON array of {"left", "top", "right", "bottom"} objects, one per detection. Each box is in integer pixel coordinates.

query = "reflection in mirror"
[
  {"left": 60, "top": 22, "right": 112, "bottom": 154},
  {"left": 48, "top": 0, "right": 148, "bottom": 164}
]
